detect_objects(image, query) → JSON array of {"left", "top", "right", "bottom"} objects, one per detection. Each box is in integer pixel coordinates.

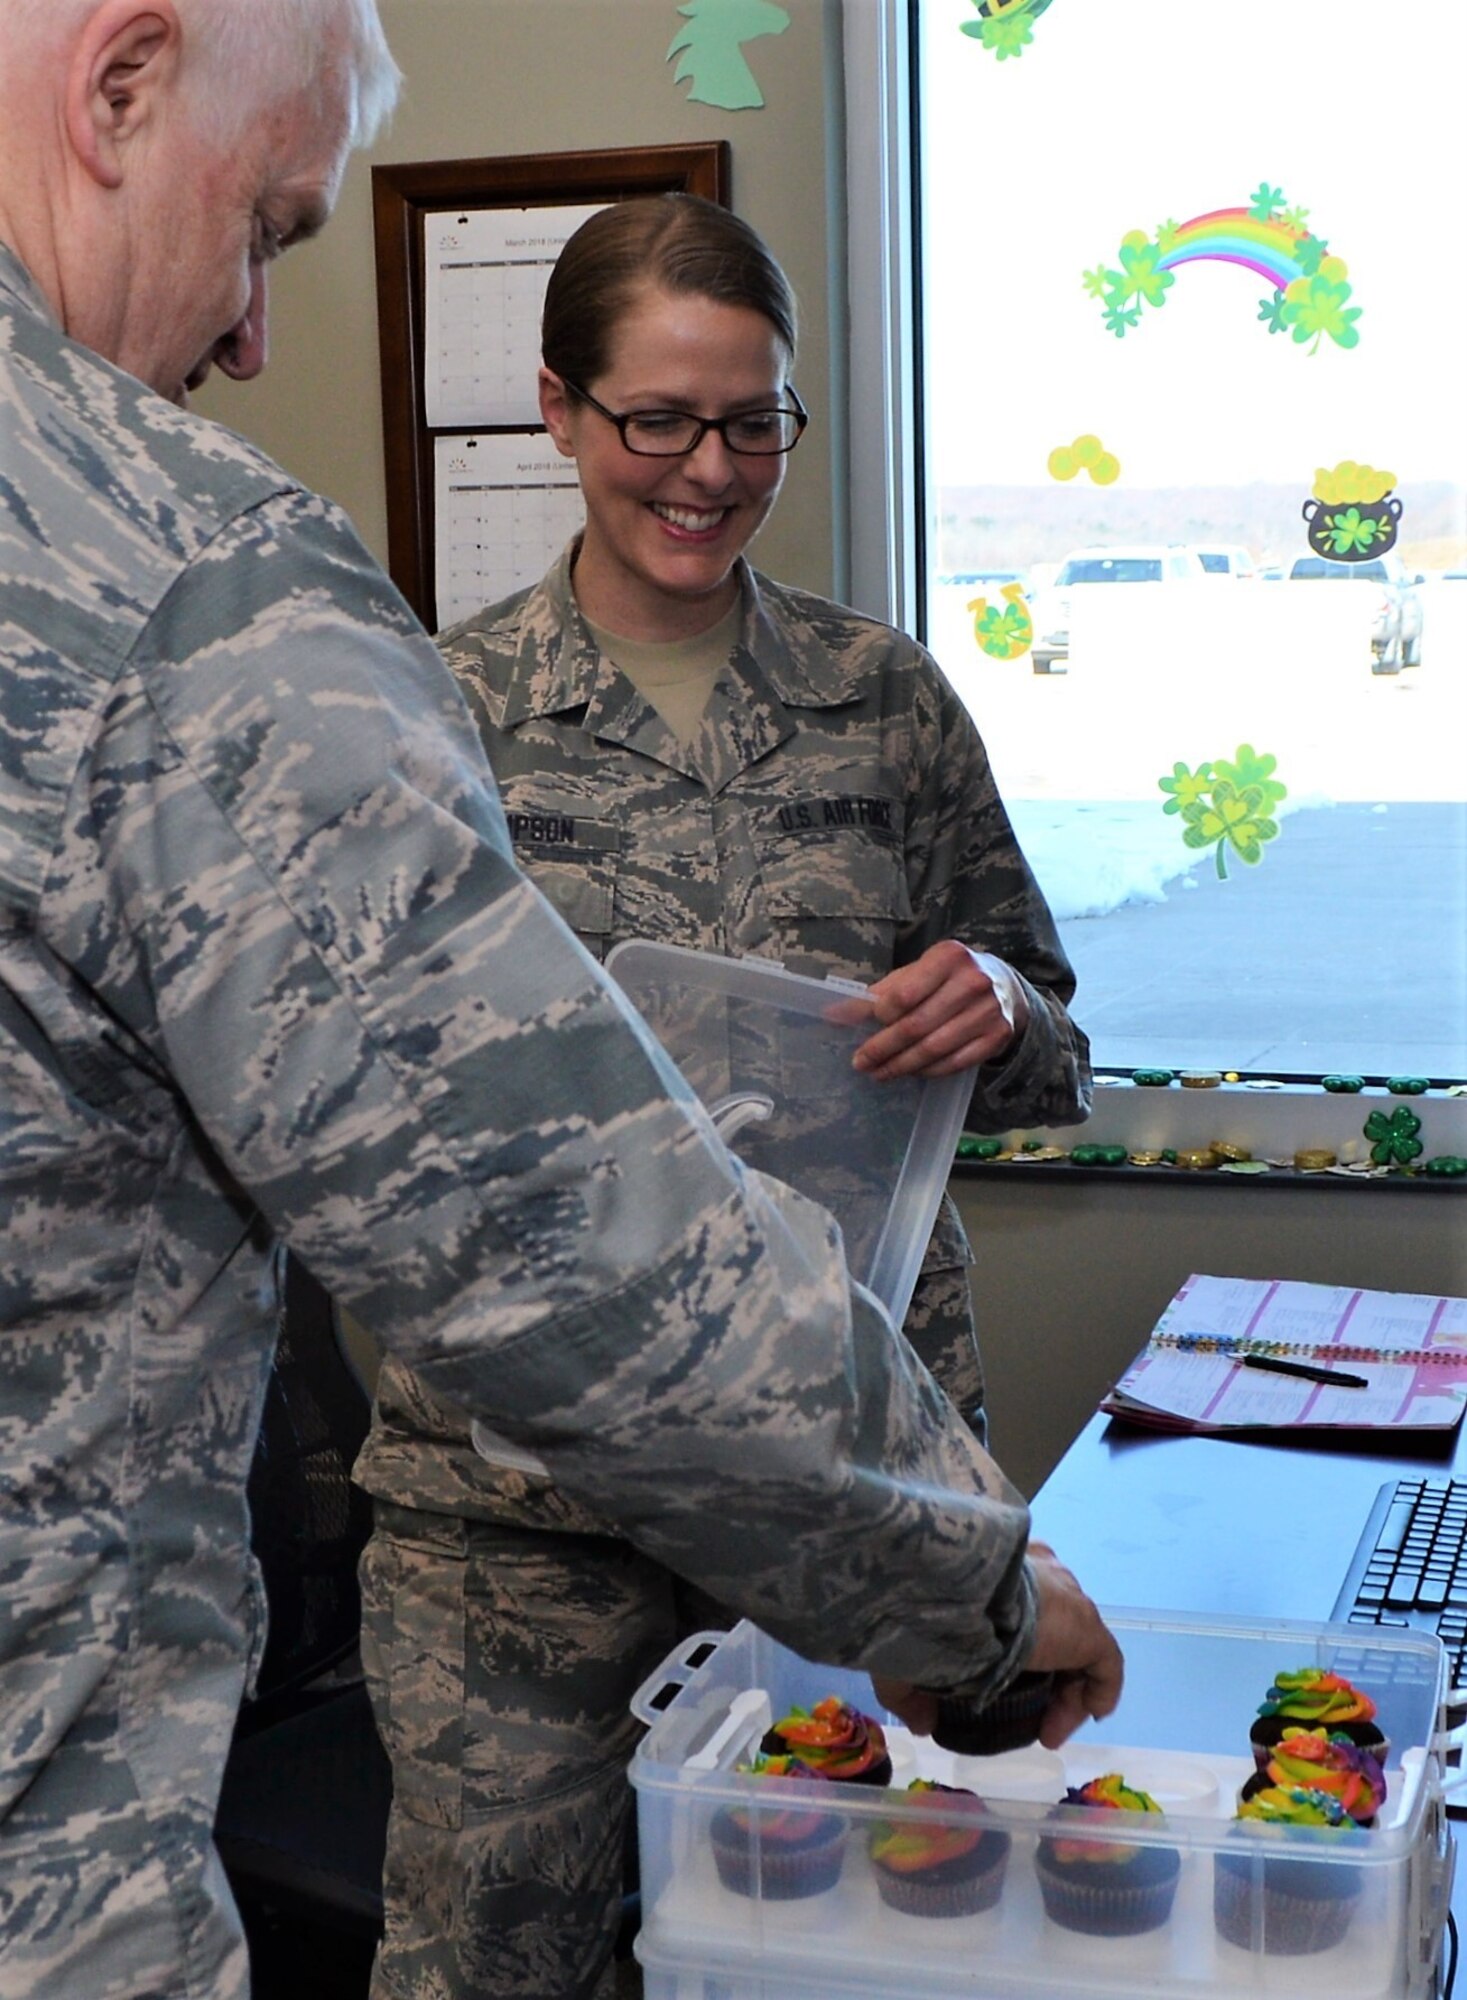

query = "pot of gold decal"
[{"left": 1303, "top": 461, "right": 1400, "bottom": 562}]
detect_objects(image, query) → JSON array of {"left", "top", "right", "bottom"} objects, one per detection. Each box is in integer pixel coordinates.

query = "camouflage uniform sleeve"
[
  {"left": 901, "top": 647, "right": 1092, "bottom": 1130},
  {"left": 58, "top": 490, "right": 1035, "bottom": 1695}
]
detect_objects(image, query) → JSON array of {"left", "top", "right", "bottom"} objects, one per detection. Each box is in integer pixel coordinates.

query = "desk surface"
[
  {"left": 1032, "top": 1414, "right": 1467, "bottom": 1624},
  {"left": 1031, "top": 1411, "right": 1467, "bottom": 1950}
]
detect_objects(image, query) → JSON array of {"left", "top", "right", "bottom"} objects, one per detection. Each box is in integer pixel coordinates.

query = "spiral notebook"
[{"left": 1100, "top": 1273, "right": 1467, "bottom": 1435}]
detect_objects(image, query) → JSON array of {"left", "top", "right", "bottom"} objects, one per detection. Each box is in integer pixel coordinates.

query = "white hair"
[{"left": 2, "top": 0, "right": 401, "bottom": 150}]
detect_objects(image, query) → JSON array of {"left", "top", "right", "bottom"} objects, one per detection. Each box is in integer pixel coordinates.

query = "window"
[{"left": 846, "top": 1, "right": 1467, "bottom": 1085}]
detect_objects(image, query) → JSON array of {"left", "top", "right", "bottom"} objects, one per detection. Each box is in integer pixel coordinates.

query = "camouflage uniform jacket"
[
  {"left": 358, "top": 546, "right": 1090, "bottom": 1517},
  {"left": 1, "top": 248, "right": 1039, "bottom": 1997}
]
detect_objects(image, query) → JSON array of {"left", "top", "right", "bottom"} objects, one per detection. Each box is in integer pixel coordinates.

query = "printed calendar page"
[{"left": 433, "top": 434, "right": 584, "bottom": 629}]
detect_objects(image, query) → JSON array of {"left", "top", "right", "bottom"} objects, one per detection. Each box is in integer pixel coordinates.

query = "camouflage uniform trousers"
[{"left": 359, "top": 1265, "right": 982, "bottom": 2000}]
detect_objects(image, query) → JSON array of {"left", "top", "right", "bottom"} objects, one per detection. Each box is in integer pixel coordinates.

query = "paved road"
[{"left": 1056, "top": 799, "right": 1467, "bottom": 1078}]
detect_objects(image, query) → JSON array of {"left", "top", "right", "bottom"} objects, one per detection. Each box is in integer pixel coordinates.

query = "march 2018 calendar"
[{"left": 423, "top": 203, "right": 606, "bottom": 430}]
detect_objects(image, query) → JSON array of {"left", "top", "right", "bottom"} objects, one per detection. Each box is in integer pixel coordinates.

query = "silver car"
[{"left": 1285, "top": 553, "right": 1424, "bottom": 673}]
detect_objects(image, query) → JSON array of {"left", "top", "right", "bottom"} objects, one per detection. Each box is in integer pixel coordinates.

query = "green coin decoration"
[
  {"left": 1161, "top": 1148, "right": 1179, "bottom": 1164},
  {"left": 1321, "top": 1074, "right": 1365, "bottom": 1093},
  {"left": 1132, "top": 1068, "right": 1175, "bottom": 1087},
  {"left": 1098, "top": 1144, "right": 1130, "bottom": 1165},
  {"left": 956, "top": 1135, "right": 1005, "bottom": 1160},
  {"left": 1386, "top": 1076, "right": 1431, "bottom": 1096},
  {"left": 1424, "top": 1155, "right": 1467, "bottom": 1178}
]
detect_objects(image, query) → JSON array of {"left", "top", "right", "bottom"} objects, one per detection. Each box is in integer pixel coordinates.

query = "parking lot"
[
  {"left": 930, "top": 578, "right": 1467, "bottom": 808},
  {"left": 926, "top": 577, "right": 1467, "bottom": 1077}
]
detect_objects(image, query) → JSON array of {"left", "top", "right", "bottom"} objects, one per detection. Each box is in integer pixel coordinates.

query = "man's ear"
[
  {"left": 538, "top": 368, "right": 580, "bottom": 460},
  {"left": 65, "top": 5, "right": 182, "bottom": 191}
]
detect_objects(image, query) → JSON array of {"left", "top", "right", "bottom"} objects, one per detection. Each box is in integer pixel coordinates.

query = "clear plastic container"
[
  {"left": 629, "top": 1613, "right": 1452, "bottom": 1999},
  {"left": 606, "top": 941, "right": 971, "bottom": 1331}
]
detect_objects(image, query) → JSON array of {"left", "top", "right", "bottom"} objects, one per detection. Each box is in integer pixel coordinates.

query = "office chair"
[
  {"left": 215, "top": 1256, "right": 390, "bottom": 1997},
  {"left": 216, "top": 1258, "right": 643, "bottom": 1995}
]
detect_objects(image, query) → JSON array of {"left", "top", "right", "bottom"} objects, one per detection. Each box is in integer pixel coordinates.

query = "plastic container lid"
[{"left": 606, "top": 941, "right": 970, "bottom": 1331}]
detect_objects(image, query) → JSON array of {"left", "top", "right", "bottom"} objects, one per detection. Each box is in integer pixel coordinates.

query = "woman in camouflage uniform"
[{"left": 355, "top": 195, "right": 1091, "bottom": 2000}]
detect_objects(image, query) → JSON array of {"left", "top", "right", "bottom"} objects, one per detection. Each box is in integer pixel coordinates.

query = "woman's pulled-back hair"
[{"left": 542, "top": 194, "right": 798, "bottom": 388}]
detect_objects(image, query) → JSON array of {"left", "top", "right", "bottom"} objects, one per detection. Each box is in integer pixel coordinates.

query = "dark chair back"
[
  {"left": 218, "top": 1254, "right": 390, "bottom": 1979},
  {"left": 242, "top": 1255, "right": 374, "bottom": 1728}
]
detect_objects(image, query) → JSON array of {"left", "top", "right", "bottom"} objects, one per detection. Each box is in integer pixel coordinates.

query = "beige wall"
[
  {"left": 959, "top": 1174, "right": 1467, "bottom": 1501},
  {"left": 195, "top": 0, "right": 844, "bottom": 599}
]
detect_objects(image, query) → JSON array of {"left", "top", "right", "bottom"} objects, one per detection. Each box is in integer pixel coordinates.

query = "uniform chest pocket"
[
  {"left": 753, "top": 793, "right": 911, "bottom": 976},
  {"left": 502, "top": 806, "right": 622, "bottom": 959}
]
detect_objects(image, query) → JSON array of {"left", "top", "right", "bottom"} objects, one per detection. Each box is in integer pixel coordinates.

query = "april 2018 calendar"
[
  {"left": 423, "top": 203, "right": 607, "bottom": 430},
  {"left": 433, "top": 434, "right": 585, "bottom": 631}
]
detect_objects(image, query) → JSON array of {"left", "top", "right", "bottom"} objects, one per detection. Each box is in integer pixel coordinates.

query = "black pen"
[{"left": 1241, "top": 1353, "right": 1369, "bottom": 1390}]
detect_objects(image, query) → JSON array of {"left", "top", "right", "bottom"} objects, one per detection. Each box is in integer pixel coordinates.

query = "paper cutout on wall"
[
  {"left": 1085, "top": 188, "right": 1361, "bottom": 351},
  {"left": 667, "top": 0, "right": 790, "bottom": 109},
  {"left": 960, "top": 0, "right": 1055, "bottom": 60},
  {"left": 1303, "top": 462, "right": 1401, "bottom": 561},
  {"left": 968, "top": 581, "right": 1033, "bottom": 659},
  {"left": 1159, "top": 745, "right": 1287, "bottom": 881},
  {"left": 1048, "top": 434, "right": 1120, "bottom": 485}
]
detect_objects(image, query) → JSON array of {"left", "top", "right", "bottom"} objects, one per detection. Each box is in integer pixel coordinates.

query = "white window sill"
[{"left": 988, "top": 1078, "right": 1466, "bottom": 1173}]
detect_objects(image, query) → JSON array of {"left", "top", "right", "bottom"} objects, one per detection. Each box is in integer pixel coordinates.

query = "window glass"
[{"left": 915, "top": 0, "right": 1466, "bottom": 1081}]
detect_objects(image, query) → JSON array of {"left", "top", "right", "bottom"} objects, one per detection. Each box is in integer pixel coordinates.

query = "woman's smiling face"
[{"left": 539, "top": 285, "right": 794, "bottom": 641}]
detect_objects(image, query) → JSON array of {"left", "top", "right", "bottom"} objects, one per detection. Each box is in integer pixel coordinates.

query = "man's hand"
[
  {"left": 871, "top": 1543, "right": 1124, "bottom": 1749},
  {"left": 1024, "top": 1546, "right": 1124, "bottom": 1746},
  {"left": 850, "top": 940, "right": 1030, "bottom": 1080}
]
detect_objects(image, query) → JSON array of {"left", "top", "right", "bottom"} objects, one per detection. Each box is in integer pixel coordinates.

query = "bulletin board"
[{"left": 371, "top": 142, "right": 730, "bottom": 630}]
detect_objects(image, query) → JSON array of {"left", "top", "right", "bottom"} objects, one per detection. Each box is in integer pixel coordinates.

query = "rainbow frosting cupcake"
[
  {"left": 1034, "top": 1774, "right": 1181, "bottom": 1936},
  {"left": 868, "top": 1780, "right": 1011, "bottom": 1918},
  {"left": 1243, "top": 1727, "right": 1386, "bottom": 1826},
  {"left": 1214, "top": 1782, "right": 1364, "bottom": 1954},
  {"left": 759, "top": 1695, "right": 893, "bottom": 1787},
  {"left": 1250, "top": 1668, "right": 1385, "bottom": 1768},
  {"left": 710, "top": 1754, "right": 849, "bottom": 1900}
]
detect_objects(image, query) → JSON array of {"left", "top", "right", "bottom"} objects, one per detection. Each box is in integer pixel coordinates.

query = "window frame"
[{"left": 841, "top": 0, "right": 1467, "bottom": 1157}]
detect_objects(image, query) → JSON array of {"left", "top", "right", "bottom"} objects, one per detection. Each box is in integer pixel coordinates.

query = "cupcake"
[
  {"left": 868, "top": 1780, "right": 1011, "bottom": 1919},
  {"left": 709, "top": 1754, "right": 849, "bottom": 1900},
  {"left": 1245, "top": 1727, "right": 1386, "bottom": 1826},
  {"left": 931, "top": 1671, "right": 1055, "bottom": 1757},
  {"left": 1214, "top": 1782, "right": 1364, "bottom": 1955},
  {"left": 1250, "top": 1668, "right": 1385, "bottom": 1769},
  {"left": 1034, "top": 1774, "right": 1181, "bottom": 1937},
  {"left": 760, "top": 1694, "right": 893, "bottom": 1787}
]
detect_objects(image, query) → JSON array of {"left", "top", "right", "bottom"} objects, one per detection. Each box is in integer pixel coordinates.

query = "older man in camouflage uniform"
[{"left": 0, "top": 5, "right": 1123, "bottom": 1998}]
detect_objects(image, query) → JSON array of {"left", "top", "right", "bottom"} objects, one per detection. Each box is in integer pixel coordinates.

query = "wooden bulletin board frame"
[{"left": 371, "top": 141, "right": 730, "bottom": 628}]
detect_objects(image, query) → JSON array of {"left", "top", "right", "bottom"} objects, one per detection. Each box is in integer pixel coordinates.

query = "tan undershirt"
[{"left": 583, "top": 600, "right": 742, "bottom": 741}]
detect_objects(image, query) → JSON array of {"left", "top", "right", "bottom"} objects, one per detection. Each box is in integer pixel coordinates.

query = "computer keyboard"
[{"left": 1332, "top": 1477, "right": 1467, "bottom": 1695}]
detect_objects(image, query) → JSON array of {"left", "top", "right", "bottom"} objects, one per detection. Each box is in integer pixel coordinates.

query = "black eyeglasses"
[{"left": 562, "top": 380, "right": 808, "bottom": 457}]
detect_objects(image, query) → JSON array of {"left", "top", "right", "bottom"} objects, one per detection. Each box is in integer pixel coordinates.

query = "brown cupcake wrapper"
[
  {"left": 932, "top": 1673, "right": 1055, "bottom": 1757},
  {"left": 873, "top": 1845, "right": 1008, "bottom": 1918},
  {"left": 710, "top": 1814, "right": 849, "bottom": 1901},
  {"left": 1214, "top": 1852, "right": 1359, "bottom": 1955},
  {"left": 1034, "top": 1844, "right": 1181, "bottom": 1937}
]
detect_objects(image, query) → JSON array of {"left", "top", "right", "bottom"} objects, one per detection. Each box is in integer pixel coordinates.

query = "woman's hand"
[{"left": 851, "top": 940, "right": 1030, "bottom": 1079}]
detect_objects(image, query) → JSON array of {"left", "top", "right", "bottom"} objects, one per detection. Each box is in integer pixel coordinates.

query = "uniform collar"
[
  {"left": 0, "top": 241, "right": 59, "bottom": 326},
  {"left": 500, "top": 544, "right": 866, "bottom": 725}
]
